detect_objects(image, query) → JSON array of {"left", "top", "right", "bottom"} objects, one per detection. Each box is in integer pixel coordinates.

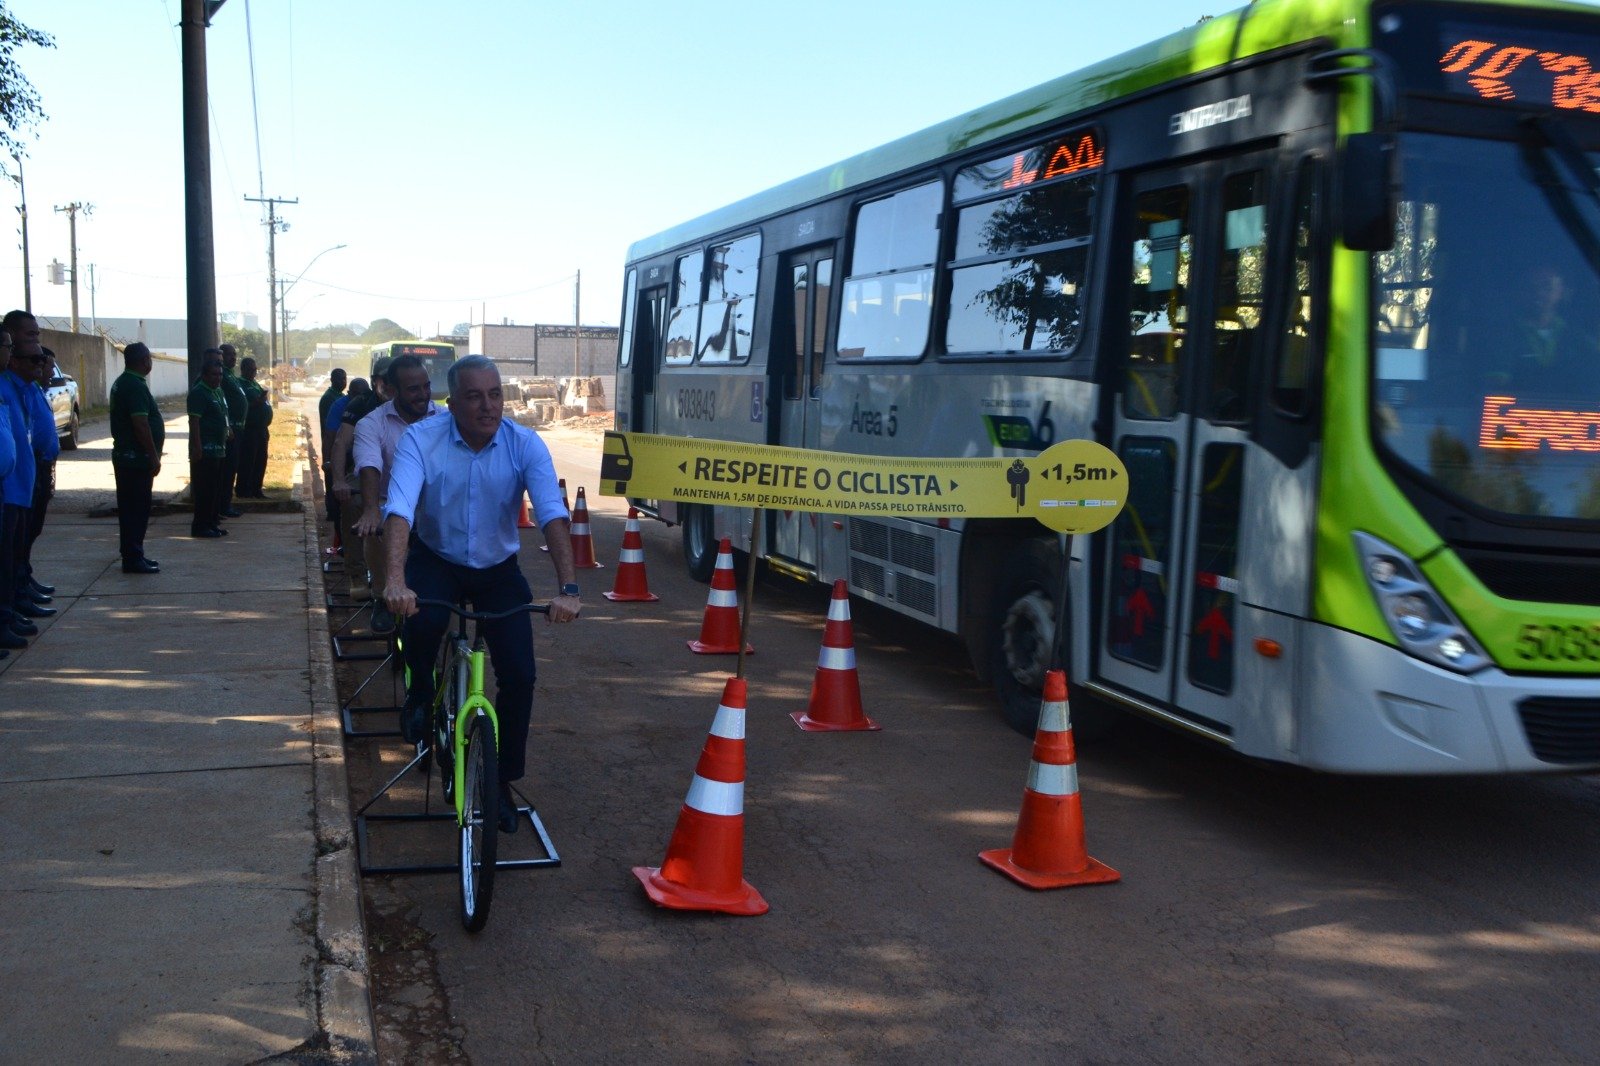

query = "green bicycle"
[{"left": 412, "top": 597, "right": 549, "bottom": 932}]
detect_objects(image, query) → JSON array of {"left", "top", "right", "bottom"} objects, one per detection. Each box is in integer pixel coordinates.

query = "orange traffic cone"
[
  {"left": 791, "top": 580, "right": 879, "bottom": 732},
  {"left": 687, "top": 537, "right": 752, "bottom": 655},
  {"left": 979, "top": 670, "right": 1119, "bottom": 889},
  {"left": 517, "top": 492, "right": 536, "bottom": 529},
  {"left": 604, "top": 507, "right": 659, "bottom": 602},
  {"left": 569, "top": 486, "right": 603, "bottom": 569},
  {"left": 633, "top": 677, "right": 768, "bottom": 916}
]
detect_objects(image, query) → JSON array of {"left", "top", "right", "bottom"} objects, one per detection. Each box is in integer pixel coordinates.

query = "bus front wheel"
[
  {"left": 986, "top": 540, "right": 1116, "bottom": 741},
  {"left": 682, "top": 504, "right": 718, "bottom": 583}
]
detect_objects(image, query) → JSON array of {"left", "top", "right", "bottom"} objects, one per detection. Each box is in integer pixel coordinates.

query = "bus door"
[
  {"left": 627, "top": 278, "right": 666, "bottom": 436},
  {"left": 769, "top": 245, "right": 834, "bottom": 569},
  {"left": 1097, "top": 156, "right": 1277, "bottom": 741}
]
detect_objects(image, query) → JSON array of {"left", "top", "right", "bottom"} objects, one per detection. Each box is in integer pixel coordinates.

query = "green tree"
[
  {"left": 0, "top": 9, "right": 55, "bottom": 161},
  {"left": 363, "top": 318, "right": 414, "bottom": 344},
  {"left": 220, "top": 321, "right": 268, "bottom": 366}
]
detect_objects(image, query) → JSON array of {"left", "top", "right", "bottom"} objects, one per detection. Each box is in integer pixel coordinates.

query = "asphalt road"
[{"left": 338, "top": 424, "right": 1600, "bottom": 1065}]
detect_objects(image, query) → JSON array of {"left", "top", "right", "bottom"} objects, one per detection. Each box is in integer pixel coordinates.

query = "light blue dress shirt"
[{"left": 383, "top": 414, "right": 570, "bottom": 569}]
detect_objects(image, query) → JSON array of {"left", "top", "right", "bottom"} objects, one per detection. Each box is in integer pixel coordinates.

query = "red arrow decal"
[
  {"left": 1127, "top": 587, "right": 1155, "bottom": 636},
  {"left": 1195, "top": 606, "right": 1233, "bottom": 659}
]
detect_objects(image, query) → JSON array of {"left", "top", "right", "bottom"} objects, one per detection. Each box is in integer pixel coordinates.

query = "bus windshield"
[{"left": 1373, "top": 131, "right": 1600, "bottom": 522}]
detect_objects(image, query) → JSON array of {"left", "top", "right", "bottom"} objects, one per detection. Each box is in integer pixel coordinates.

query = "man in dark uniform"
[
  {"left": 218, "top": 343, "right": 248, "bottom": 518},
  {"left": 319, "top": 368, "right": 347, "bottom": 527},
  {"left": 236, "top": 357, "right": 271, "bottom": 497},
  {"left": 109, "top": 342, "right": 163, "bottom": 574},
  {"left": 187, "top": 351, "right": 230, "bottom": 538}
]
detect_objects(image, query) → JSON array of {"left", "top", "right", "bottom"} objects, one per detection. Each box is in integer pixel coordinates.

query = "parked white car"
[{"left": 45, "top": 368, "right": 80, "bottom": 450}]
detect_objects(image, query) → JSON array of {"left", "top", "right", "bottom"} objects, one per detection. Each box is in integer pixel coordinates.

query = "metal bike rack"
[
  {"left": 353, "top": 746, "right": 560, "bottom": 876},
  {"left": 330, "top": 601, "right": 390, "bottom": 662},
  {"left": 339, "top": 647, "right": 403, "bottom": 738}
]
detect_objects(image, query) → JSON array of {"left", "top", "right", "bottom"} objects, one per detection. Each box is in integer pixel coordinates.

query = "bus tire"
[
  {"left": 682, "top": 504, "right": 718, "bottom": 583},
  {"left": 986, "top": 539, "right": 1117, "bottom": 741}
]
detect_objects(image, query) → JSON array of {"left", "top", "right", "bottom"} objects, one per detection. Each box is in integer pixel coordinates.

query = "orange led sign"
[
  {"left": 1440, "top": 37, "right": 1600, "bottom": 110},
  {"left": 1001, "top": 134, "right": 1106, "bottom": 189},
  {"left": 1478, "top": 395, "right": 1600, "bottom": 452},
  {"left": 955, "top": 129, "right": 1104, "bottom": 203}
]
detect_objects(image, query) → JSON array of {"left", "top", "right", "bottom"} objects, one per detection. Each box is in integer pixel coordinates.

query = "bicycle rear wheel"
[{"left": 459, "top": 709, "right": 499, "bottom": 932}]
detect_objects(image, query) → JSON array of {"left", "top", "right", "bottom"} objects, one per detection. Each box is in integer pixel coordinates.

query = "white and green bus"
[
  {"left": 369, "top": 340, "right": 455, "bottom": 398},
  {"left": 614, "top": 0, "right": 1600, "bottom": 773}
]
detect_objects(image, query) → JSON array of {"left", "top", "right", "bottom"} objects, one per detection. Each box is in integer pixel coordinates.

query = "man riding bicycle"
[{"left": 382, "top": 355, "right": 582, "bottom": 833}]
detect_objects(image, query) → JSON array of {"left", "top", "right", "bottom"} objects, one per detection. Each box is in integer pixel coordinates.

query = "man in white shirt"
[{"left": 352, "top": 353, "right": 445, "bottom": 634}]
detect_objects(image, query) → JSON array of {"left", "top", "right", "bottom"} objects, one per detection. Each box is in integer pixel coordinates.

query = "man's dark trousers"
[
  {"left": 1, "top": 503, "right": 26, "bottom": 623},
  {"left": 220, "top": 435, "right": 240, "bottom": 514},
  {"left": 190, "top": 456, "right": 223, "bottom": 535},
  {"left": 23, "top": 459, "right": 51, "bottom": 584},
  {"left": 401, "top": 542, "right": 536, "bottom": 782},
  {"left": 113, "top": 463, "right": 154, "bottom": 563}
]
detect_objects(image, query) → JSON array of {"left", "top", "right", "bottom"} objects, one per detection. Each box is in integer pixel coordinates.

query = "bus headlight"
[{"left": 1354, "top": 532, "right": 1489, "bottom": 674}]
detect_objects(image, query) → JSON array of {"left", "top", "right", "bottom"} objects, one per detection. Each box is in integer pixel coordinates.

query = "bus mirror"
[{"left": 1339, "top": 132, "right": 1398, "bottom": 252}]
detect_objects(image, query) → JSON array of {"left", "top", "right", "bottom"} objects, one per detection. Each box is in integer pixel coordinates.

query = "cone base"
[
  {"left": 790, "top": 710, "right": 881, "bottom": 732},
  {"left": 977, "top": 847, "right": 1121, "bottom": 890},
  {"left": 604, "top": 589, "right": 660, "bottom": 602},
  {"left": 687, "top": 640, "right": 754, "bottom": 655},
  {"left": 631, "top": 866, "right": 769, "bottom": 916}
]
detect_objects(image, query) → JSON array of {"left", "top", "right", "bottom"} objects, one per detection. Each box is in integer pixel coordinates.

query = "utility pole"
[
  {"left": 54, "top": 201, "right": 91, "bottom": 332},
  {"left": 245, "top": 193, "right": 295, "bottom": 384},
  {"left": 573, "top": 269, "right": 581, "bottom": 380},
  {"left": 13, "top": 155, "right": 30, "bottom": 313},
  {"left": 182, "top": 0, "right": 227, "bottom": 383}
]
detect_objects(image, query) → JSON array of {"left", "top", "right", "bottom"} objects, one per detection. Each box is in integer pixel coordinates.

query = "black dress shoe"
[
  {"left": 498, "top": 785, "right": 519, "bottom": 834},
  {"left": 13, "top": 601, "right": 56, "bottom": 618},
  {"left": 29, "top": 579, "right": 54, "bottom": 596},
  {"left": 221, "top": 509, "right": 244, "bottom": 518},
  {"left": 27, "top": 590, "right": 52, "bottom": 605},
  {"left": 8, "top": 617, "right": 37, "bottom": 637},
  {"left": 399, "top": 697, "right": 429, "bottom": 745},
  {"left": 1, "top": 627, "right": 29, "bottom": 647},
  {"left": 212, "top": 526, "right": 230, "bottom": 536},
  {"left": 122, "top": 558, "right": 160, "bottom": 574},
  {"left": 190, "top": 528, "right": 225, "bottom": 539}
]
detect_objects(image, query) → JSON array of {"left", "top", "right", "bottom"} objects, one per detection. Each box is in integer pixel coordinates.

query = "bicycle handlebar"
[{"left": 413, "top": 597, "right": 552, "bottom": 620}]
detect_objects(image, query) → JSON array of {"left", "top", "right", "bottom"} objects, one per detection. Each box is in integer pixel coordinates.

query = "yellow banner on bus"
[{"left": 598, "top": 432, "right": 1127, "bottom": 534}]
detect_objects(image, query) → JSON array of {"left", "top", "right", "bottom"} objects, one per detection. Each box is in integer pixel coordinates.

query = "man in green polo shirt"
[
  {"left": 218, "top": 343, "right": 249, "bottom": 517},
  {"left": 236, "top": 357, "right": 271, "bottom": 498},
  {"left": 109, "top": 342, "right": 164, "bottom": 574},
  {"left": 186, "top": 351, "right": 231, "bottom": 539}
]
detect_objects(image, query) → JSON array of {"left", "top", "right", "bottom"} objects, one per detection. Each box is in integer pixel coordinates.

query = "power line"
[
  {"left": 305, "top": 272, "right": 580, "bottom": 305},
  {"left": 243, "top": 0, "right": 265, "bottom": 198}
]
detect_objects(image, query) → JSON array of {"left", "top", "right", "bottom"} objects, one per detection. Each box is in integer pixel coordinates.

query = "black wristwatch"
[{"left": 560, "top": 583, "right": 581, "bottom": 598}]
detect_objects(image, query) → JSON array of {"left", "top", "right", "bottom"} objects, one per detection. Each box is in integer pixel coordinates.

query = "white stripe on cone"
[{"left": 684, "top": 775, "right": 745, "bottom": 816}]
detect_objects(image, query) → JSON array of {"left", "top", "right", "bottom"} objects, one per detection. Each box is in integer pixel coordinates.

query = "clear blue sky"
[{"left": 2, "top": 0, "right": 1223, "bottom": 339}]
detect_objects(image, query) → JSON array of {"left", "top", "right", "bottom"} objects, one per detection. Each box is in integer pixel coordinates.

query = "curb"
[{"left": 302, "top": 461, "right": 379, "bottom": 1063}]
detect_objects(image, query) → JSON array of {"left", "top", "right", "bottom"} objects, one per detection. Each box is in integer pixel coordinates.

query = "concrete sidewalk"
[{"left": 0, "top": 408, "right": 374, "bottom": 1063}]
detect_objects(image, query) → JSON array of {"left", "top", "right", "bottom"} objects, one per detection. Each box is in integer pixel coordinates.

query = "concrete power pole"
[
  {"left": 573, "top": 269, "right": 581, "bottom": 379},
  {"left": 181, "top": 0, "right": 227, "bottom": 383},
  {"left": 53, "top": 201, "right": 90, "bottom": 332},
  {"left": 14, "top": 155, "right": 30, "bottom": 313},
  {"left": 246, "top": 194, "right": 295, "bottom": 383}
]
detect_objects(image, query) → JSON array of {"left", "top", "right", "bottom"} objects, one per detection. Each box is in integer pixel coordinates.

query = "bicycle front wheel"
[{"left": 458, "top": 709, "right": 499, "bottom": 932}]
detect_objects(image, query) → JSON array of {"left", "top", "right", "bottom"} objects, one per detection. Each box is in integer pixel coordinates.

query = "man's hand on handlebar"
[
  {"left": 548, "top": 593, "right": 580, "bottom": 624},
  {"left": 385, "top": 583, "right": 419, "bottom": 619}
]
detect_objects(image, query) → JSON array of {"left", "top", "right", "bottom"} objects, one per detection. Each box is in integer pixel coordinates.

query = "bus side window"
[
  {"left": 839, "top": 181, "right": 941, "bottom": 359},
  {"left": 1273, "top": 160, "right": 1322, "bottom": 416},
  {"left": 1208, "top": 169, "right": 1269, "bottom": 424},
  {"left": 664, "top": 250, "right": 701, "bottom": 365},
  {"left": 1126, "top": 186, "right": 1190, "bottom": 420}
]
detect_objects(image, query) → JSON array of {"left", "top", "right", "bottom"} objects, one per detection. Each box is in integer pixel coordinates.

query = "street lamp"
[{"left": 275, "top": 243, "right": 345, "bottom": 384}]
